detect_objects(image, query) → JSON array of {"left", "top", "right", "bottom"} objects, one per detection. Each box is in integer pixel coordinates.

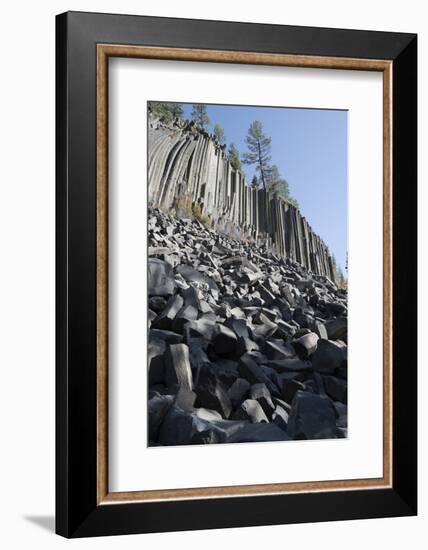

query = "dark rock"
[
  {"left": 158, "top": 406, "right": 226, "bottom": 445},
  {"left": 233, "top": 399, "right": 269, "bottom": 423},
  {"left": 265, "top": 340, "right": 296, "bottom": 361},
  {"left": 190, "top": 426, "right": 226, "bottom": 444},
  {"left": 148, "top": 309, "right": 157, "bottom": 328},
  {"left": 273, "top": 397, "right": 292, "bottom": 413},
  {"left": 225, "top": 317, "right": 250, "bottom": 339},
  {"left": 292, "top": 332, "right": 319, "bottom": 359},
  {"left": 249, "top": 383, "right": 275, "bottom": 418},
  {"left": 251, "top": 313, "right": 278, "bottom": 340},
  {"left": 152, "top": 294, "right": 184, "bottom": 330},
  {"left": 212, "top": 324, "right": 238, "bottom": 356},
  {"left": 149, "top": 296, "right": 167, "bottom": 313},
  {"left": 148, "top": 394, "right": 174, "bottom": 441},
  {"left": 180, "top": 285, "right": 201, "bottom": 310},
  {"left": 267, "top": 357, "right": 312, "bottom": 374},
  {"left": 294, "top": 327, "right": 312, "bottom": 338},
  {"left": 228, "top": 378, "right": 251, "bottom": 408},
  {"left": 333, "top": 402, "right": 348, "bottom": 428},
  {"left": 176, "top": 264, "right": 220, "bottom": 295},
  {"left": 238, "top": 354, "right": 278, "bottom": 395},
  {"left": 293, "top": 307, "right": 312, "bottom": 328},
  {"left": 272, "top": 404, "right": 289, "bottom": 432},
  {"left": 287, "top": 391, "right": 338, "bottom": 439},
  {"left": 164, "top": 343, "right": 193, "bottom": 391},
  {"left": 183, "top": 318, "right": 216, "bottom": 341},
  {"left": 323, "top": 375, "right": 347, "bottom": 403},
  {"left": 311, "top": 339, "right": 345, "bottom": 373},
  {"left": 149, "top": 329, "right": 184, "bottom": 345},
  {"left": 195, "top": 378, "right": 232, "bottom": 418},
  {"left": 226, "top": 422, "right": 290, "bottom": 443},
  {"left": 325, "top": 317, "right": 347, "bottom": 341},
  {"left": 274, "top": 319, "right": 296, "bottom": 339},
  {"left": 281, "top": 379, "right": 306, "bottom": 404},
  {"left": 236, "top": 336, "right": 260, "bottom": 356},
  {"left": 312, "top": 320, "right": 328, "bottom": 340},
  {"left": 324, "top": 301, "right": 347, "bottom": 315},
  {"left": 171, "top": 304, "right": 199, "bottom": 333},
  {"left": 148, "top": 339, "right": 166, "bottom": 385}
]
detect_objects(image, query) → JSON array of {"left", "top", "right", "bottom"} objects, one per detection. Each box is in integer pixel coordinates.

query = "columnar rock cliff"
[{"left": 148, "top": 114, "right": 335, "bottom": 282}]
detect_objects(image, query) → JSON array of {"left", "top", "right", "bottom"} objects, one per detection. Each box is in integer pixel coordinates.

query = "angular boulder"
[
  {"left": 287, "top": 391, "right": 338, "bottom": 439},
  {"left": 164, "top": 343, "right": 193, "bottom": 391},
  {"left": 148, "top": 258, "right": 176, "bottom": 296}
]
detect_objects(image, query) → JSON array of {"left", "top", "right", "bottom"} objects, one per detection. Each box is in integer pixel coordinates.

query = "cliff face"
[{"left": 148, "top": 114, "right": 335, "bottom": 282}]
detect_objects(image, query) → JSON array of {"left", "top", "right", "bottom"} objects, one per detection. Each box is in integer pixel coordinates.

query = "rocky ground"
[{"left": 148, "top": 208, "right": 348, "bottom": 445}]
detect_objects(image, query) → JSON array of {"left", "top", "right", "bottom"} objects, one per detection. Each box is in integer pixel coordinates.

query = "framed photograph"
[{"left": 56, "top": 11, "right": 417, "bottom": 537}]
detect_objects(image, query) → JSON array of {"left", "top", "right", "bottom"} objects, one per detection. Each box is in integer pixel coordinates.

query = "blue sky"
[{"left": 181, "top": 103, "right": 348, "bottom": 272}]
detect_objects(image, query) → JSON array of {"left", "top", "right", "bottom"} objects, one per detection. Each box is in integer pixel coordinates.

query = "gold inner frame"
[{"left": 96, "top": 44, "right": 393, "bottom": 504}]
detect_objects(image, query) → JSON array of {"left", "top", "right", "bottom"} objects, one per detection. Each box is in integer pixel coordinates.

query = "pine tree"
[
  {"left": 251, "top": 175, "right": 260, "bottom": 189},
  {"left": 265, "top": 165, "right": 290, "bottom": 198},
  {"left": 148, "top": 102, "right": 183, "bottom": 122},
  {"left": 213, "top": 123, "right": 226, "bottom": 145},
  {"left": 287, "top": 197, "right": 300, "bottom": 209},
  {"left": 191, "top": 104, "right": 210, "bottom": 130},
  {"left": 228, "top": 143, "right": 242, "bottom": 171},
  {"left": 242, "top": 121, "right": 272, "bottom": 188}
]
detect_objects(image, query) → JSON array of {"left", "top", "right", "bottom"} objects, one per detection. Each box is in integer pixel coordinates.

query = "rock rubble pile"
[{"left": 148, "top": 208, "right": 347, "bottom": 445}]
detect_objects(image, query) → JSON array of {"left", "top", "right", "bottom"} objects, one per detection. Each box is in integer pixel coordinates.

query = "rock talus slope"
[{"left": 148, "top": 208, "right": 348, "bottom": 445}]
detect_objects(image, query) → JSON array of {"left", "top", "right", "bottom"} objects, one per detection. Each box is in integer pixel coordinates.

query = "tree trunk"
[{"left": 257, "top": 141, "right": 266, "bottom": 189}]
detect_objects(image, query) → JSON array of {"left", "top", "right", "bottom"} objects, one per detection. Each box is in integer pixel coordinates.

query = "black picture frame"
[{"left": 56, "top": 11, "right": 417, "bottom": 538}]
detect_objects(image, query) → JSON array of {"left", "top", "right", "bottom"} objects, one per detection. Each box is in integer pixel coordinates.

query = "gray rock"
[
  {"left": 333, "top": 401, "right": 348, "bottom": 428},
  {"left": 148, "top": 258, "right": 176, "bottom": 296},
  {"left": 224, "top": 317, "right": 250, "bottom": 339},
  {"left": 149, "top": 296, "right": 167, "bottom": 313},
  {"left": 325, "top": 317, "right": 347, "bottom": 341},
  {"left": 164, "top": 343, "right": 193, "bottom": 391},
  {"left": 249, "top": 383, "right": 275, "bottom": 418},
  {"left": 272, "top": 404, "right": 289, "bottom": 432},
  {"left": 233, "top": 399, "right": 269, "bottom": 423},
  {"left": 174, "top": 387, "right": 197, "bottom": 411},
  {"left": 267, "top": 357, "right": 312, "bottom": 373},
  {"left": 192, "top": 408, "right": 223, "bottom": 422},
  {"left": 195, "top": 378, "right": 232, "bottom": 419},
  {"left": 238, "top": 354, "right": 278, "bottom": 395},
  {"left": 251, "top": 313, "right": 278, "bottom": 340},
  {"left": 149, "top": 329, "right": 183, "bottom": 345},
  {"left": 292, "top": 332, "right": 319, "bottom": 359},
  {"left": 236, "top": 336, "right": 260, "bottom": 356},
  {"left": 265, "top": 341, "right": 296, "bottom": 361},
  {"left": 171, "top": 304, "right": 199, "bottom": 333},
  {"left": 313, "top": 320, "right": 328, "bottom": 340},
  {"left": 228, "top": 378, "right": 251, "bottom": 408},
  {"left": 152, "top": 293, "right": 184, "bottom": 330},
  {"left": 176, "top": 264, "right": 220, "bottom": 295},
  {"left": 183, "top": 318, "right": 216, "bottom": 341}
]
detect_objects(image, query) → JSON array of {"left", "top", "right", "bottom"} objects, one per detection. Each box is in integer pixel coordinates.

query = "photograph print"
[{"left": 147, "top": 101, "right": 348, "bottom": 446}]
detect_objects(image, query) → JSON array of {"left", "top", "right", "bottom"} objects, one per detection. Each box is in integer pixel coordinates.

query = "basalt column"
[{"left": 148, "top": 114, "right": 336, "bottom": 281}]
